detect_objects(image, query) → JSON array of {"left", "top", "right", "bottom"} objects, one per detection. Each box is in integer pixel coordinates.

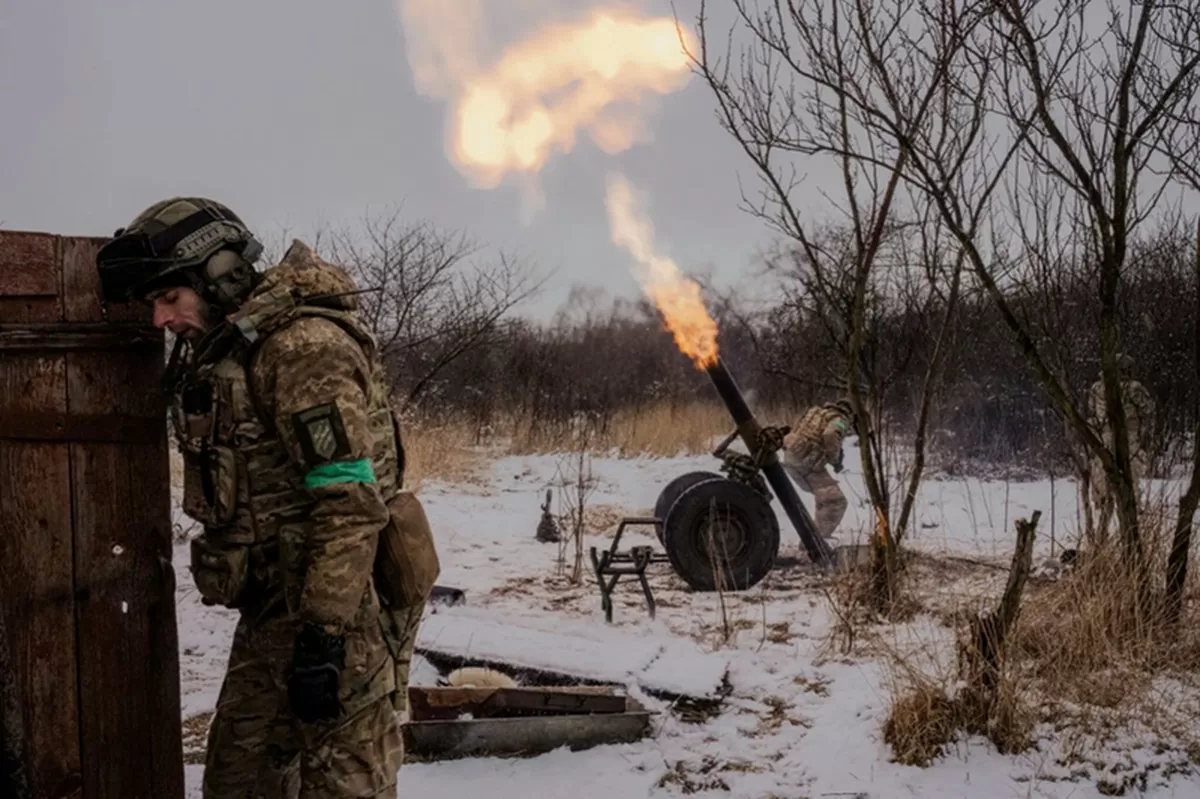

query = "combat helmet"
[
  {"left": 827, "top": 398, "right": 854, "bottom": 419},
  {"left": 96, "top": 197, "right": 264, "bottom": 311},
  {"left": 826, "top": 397, "right": 857, "bottom": 429}
]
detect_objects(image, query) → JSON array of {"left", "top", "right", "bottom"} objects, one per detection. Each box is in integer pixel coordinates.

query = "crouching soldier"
[
  {"left": 782, "top": 399, "right": 855, "bottom": 543},
  {"left": 96, "top": 197, "right": 440, "bottom": 798}
]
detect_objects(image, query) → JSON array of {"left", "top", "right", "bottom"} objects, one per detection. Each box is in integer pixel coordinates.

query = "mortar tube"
[{"left": 702, "top": 357, "right": 835, "bottom": 567}]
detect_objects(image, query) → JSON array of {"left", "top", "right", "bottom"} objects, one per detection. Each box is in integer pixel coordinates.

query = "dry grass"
[
  {"left": 399, "top": 413, "right": 485, "bottom": 490},
  {"left": 881, "top": 624, "right": 1037, "bottom": 767},
  {"left": 1013, "top": 500, "right": 1200, "bottom": 708},
  {"left": 882, "top": 496, "right": 1200, "bottom": 777},
  {"left": 505, "top": 400, "right": 794, "bottom": 458},
  {"left": 882, "top": 670, "right": 962, "bottom": 766},
  {"left": 601, "top": 402, "right": 746, "bottom": 457}
]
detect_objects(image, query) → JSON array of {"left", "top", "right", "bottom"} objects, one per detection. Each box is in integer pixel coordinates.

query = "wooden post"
[
  {"left": 959, "top": 510, "right": 1039, "bottom": 715},
  {"left": 0, "top": 229, "right": 184, "bottom": 798}
]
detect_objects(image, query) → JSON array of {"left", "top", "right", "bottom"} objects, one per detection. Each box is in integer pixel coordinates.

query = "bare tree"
[
  {"left": 1165, "top": 220, "right": 1200, "bottom": 624},
  {"left": 688, "top": 0, "right": 974, "bottom": 609},
  {"left": 763, "top": 213, "right": 967, "bottom": 546},
  {"left": 719, "top": 0, "right": 1200, "bottom": 613},
  {"left": 980, "top": 1, "right": 1200, "bottom": 587},
  {"left": 319, "top": 208, "right": 547, "bottom": 408}
]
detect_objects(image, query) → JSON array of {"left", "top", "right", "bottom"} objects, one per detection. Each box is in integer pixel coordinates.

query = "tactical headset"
[{"left": 96, "top": 198, "right": 264, "bottom": 314}]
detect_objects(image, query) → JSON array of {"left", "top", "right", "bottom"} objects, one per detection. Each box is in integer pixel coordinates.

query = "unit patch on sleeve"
[{"left": 292, "top": 403, "right": 352, "bottom": 465}]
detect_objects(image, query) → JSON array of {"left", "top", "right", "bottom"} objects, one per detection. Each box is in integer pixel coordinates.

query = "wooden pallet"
[{"left": 402, "top": 685, "right": 652, "bottom": 761}]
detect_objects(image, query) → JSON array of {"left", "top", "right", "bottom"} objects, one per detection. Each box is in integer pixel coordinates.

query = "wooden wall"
[{"left": 0, "top": 229, "right": 184, "bottom": 799}]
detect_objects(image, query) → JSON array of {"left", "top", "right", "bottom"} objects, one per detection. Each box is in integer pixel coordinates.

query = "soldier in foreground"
[
  {"left": 1087, "top": 353, "right": 1156, "bottom": 541},
  {"left": 96, "top": 197, "right": 440, "bottom": 798},
  {"left": 781, "top": 399, "right": 855, "bottom": 544}
]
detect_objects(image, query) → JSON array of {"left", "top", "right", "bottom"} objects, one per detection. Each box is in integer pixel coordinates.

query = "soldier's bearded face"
[{"left": 147, "top": 286, "right": 211, "bottom": 340}]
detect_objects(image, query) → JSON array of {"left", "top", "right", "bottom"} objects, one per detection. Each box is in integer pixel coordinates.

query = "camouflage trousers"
[
  {"left": 202, "top": 599, "right": 425, "bottom": 799},
  {"left": 378, "top": 601, "right": 425, "bottom": 718},
  {"left": 782, "top": 459, "right": 847, "bottom": 539},
  {"left": 1089, "top": 451, "right": 1149, "bottom": 541}
]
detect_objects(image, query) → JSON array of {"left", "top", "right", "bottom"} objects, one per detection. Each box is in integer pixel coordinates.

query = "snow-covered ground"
[{"left": 174, "top": 445, "right": 1200, "bottom": 798}]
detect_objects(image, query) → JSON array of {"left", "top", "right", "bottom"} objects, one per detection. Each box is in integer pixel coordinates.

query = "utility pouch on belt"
[
  {"left": 374, "top": 491, "right": 440, "bottom": 608},
  {"left": 182, "top": 445, "right": 239, "bottom": 527},
  {"left": 190, "top": 533, "right": 251, "bottom": 608}
]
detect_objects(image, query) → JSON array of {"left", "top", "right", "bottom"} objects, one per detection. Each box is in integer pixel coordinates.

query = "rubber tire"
[
  {"left": 662, "top": 477, "right": 779, "bottom": 592},
  {"left": 653, "top": 471, "right": 722, "bottom": 542}
]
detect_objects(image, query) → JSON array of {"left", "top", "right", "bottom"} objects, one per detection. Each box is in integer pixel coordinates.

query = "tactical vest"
[
  {"left": 785, "top": 405, "right": 847, "bottom": 470},
  {"left": 174, "top": 283, "right": 403, "bottom": 617},
  {"left": 1087, "top": 379, "right": 1155, "bottom": 455}
]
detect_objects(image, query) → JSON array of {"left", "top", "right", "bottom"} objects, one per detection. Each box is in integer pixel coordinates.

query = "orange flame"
[
  {"left": 398, "top": 2, "right": 695, "bottom": 193},
  {"left": 397, "top": 3, "right": 719, "bottom": 369},
  {"left": 605, "top": 173, "right": 719, "bottom": 369}
]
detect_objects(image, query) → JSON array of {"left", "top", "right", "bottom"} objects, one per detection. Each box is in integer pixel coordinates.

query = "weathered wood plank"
[
  {"left": 0, "top": 298, "right": 61, "bottom": 323},
  {"left": 415, "top": 607, "right": 731, "bottom": 701},
  {"left": 0, "top": 231, "right": 58, "bottom": 297},
  {"left": 408, "top": 686, "right": 628, "bottom": 721},
  {"left": 402, "top": 712, "right": 653, "bottom": 762},
  {"left": 0, "top": 605, "right": 31, "bottom": 798},
  {"left": 62, "top": 236, "right": 147, "bottom": 324},
  {"left": 0, "top": 353, "right": 82, "bottom": 798},
  {"left": 68, "top": 343, "right": 182, "bottom": 799},
  {"left": 0, "top": 324, "right": 161, "bottom": 352},
  {"left": 0, "top": 412, "right": 163, "bottom": 444}
]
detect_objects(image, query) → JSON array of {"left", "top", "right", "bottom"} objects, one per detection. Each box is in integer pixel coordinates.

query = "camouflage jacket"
[
  {"left": 174, "top": 240, "right": 403, "bottom": 634},
  {"left": 1087, "top": 378, "right": 1155, "bottom": 454},
  {"left": 784, "top": 404, "right": 850, "bottom": 470}
]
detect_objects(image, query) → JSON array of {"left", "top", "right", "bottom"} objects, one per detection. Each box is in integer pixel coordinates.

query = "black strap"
[{"left": 146, "top": 207, "right": 226, "bottom": 257}]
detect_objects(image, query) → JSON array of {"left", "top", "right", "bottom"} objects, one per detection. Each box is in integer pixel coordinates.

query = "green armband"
[{"left": 305, "top": 459, "right": 377, "bottom": 489}]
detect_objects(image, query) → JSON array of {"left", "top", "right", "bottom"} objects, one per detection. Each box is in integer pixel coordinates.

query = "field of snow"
[{"left": 173, "top": 445, "right": 1200, "bottom": 798}]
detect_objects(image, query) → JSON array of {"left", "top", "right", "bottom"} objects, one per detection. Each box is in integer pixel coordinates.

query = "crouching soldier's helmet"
[
  {"left": 96, "top": 197, "right": 264, "bottom": 313},
  {"left": 826, "top": 398, "right": 858, "bottom": 430}
]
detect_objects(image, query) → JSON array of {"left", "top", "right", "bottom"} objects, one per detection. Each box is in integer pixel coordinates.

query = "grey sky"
[{"left": 0, "top": 0, "right": 800, "bottom": 320}]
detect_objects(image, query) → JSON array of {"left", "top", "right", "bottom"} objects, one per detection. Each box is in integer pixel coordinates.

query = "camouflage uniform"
[
  {"left": 132, "top": 233, "right": 429, "bottom": 797},
  {"left": 95, "top": 201, "right": 437, "bottom": 797},
  {"left": 1086, "top": 360, "right": 1155, "bottom": 538},
  {"left": 782, "top": 402, "right": 852, "bottom": 540}
]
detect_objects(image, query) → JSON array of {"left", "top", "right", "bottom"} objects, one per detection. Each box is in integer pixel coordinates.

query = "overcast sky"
[{"left": 0, "top": 0, "right": 816, "bottom": 320}]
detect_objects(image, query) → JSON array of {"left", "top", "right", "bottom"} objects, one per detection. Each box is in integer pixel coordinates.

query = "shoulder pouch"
[{"left": 374, "top": 491, "right": 440, "bottom": 608}]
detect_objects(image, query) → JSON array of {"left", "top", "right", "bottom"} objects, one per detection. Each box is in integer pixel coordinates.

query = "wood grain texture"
[
  {"left": 68, "top": 343, "right": 181, "bottom": 799},
  {"left": 0, "top": 230, "right": 182, "bottom": 799},
  {"left": 0, "top": 231, "right": 58, "bottom": 297},
  {"left": 0, "top": 352, "right": 82, "bottom": 799}
]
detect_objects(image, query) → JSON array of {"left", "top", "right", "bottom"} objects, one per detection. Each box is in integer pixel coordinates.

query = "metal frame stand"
[{"left": 588, "top": 517, "right": 670, "bottom": 623}]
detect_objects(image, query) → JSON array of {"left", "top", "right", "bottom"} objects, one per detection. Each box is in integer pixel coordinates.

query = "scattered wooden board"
[
  {"left": 415, "top": 607, "right": 730, "bottom": 702},
  {"left": 408, "top": 685, "right": 631, "bottom": 721},
  {"left": 402, "top": 712, "right": 653, "bottom": 762}
]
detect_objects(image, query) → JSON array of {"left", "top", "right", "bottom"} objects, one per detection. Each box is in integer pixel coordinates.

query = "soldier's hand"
[
  {"left": 832, "top": 451, "right": 845, "bottom": 473},
  {"left": 288, "top": 623, "right": 346, "bottom": 723}
]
